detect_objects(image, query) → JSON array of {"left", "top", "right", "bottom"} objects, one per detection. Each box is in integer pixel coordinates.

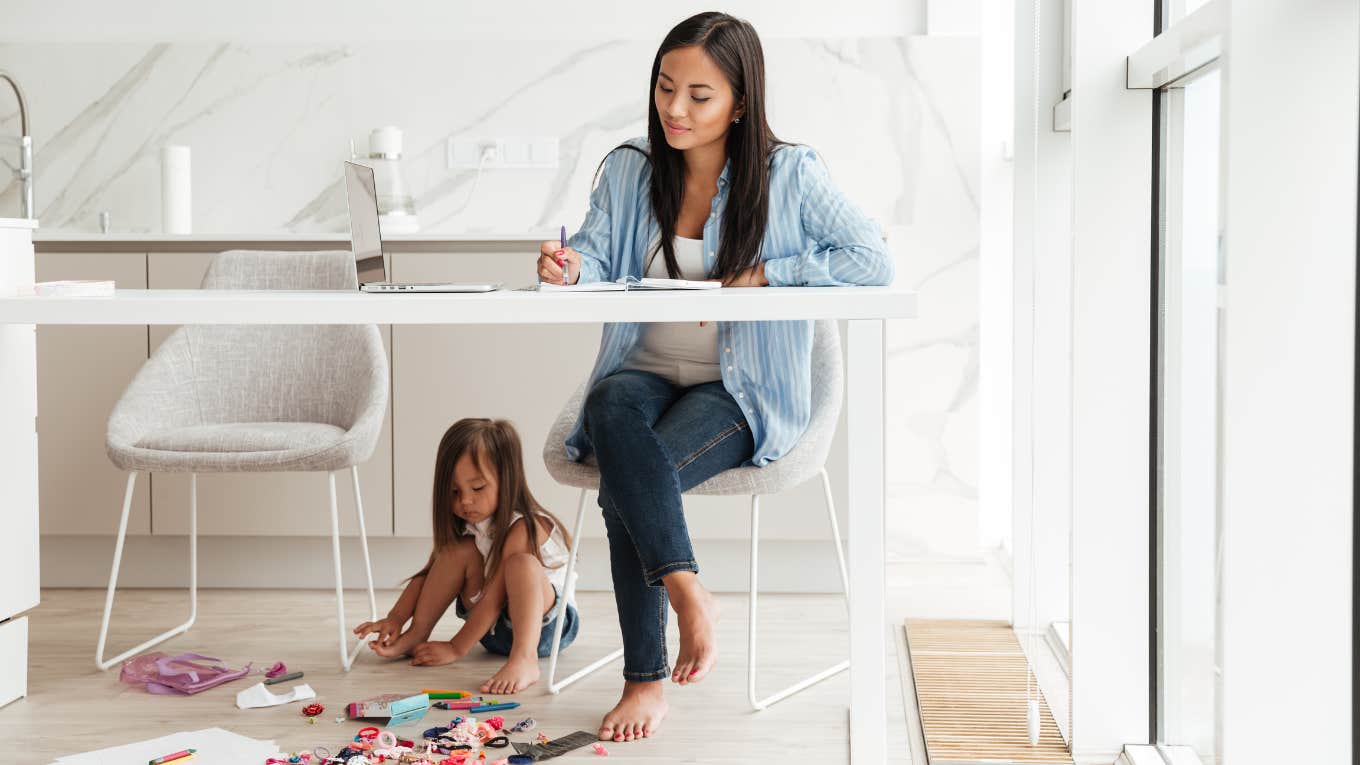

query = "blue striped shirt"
[{"left": 564, "top": 137, "right": 894, "bottom": 466}]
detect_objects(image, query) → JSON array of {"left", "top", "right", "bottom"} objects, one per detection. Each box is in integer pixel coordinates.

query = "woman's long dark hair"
[
  {"left": 610, "top": 11, "right": 786, "bottom": 280},
  {"left": 412, "top": 418, "right": 569, "bottom": 581}
]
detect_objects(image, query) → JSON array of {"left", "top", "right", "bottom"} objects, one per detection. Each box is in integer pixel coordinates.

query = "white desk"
[{"left": 0, "top": 286, "right": 915, "bottom": 764}]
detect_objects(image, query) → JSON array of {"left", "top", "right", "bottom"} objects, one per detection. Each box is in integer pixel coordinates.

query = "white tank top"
[
  {"left": 463, "top": 514, "right": 575, "bottom": 603},
  {"left": 623, "top": 236, "right": 722, "bottom": 386}
]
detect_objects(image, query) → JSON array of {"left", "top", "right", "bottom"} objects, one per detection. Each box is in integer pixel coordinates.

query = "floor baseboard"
[{"left": 39, "top": 535, "right": 851, "bottom": 593}]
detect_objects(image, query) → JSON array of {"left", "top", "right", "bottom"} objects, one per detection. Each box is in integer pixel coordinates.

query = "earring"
[{"left": 733, "top": 117, "right": 741, "bottom": 124}]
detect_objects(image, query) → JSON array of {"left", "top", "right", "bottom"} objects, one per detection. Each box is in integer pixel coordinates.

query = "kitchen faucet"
[{"left": 0, "top": 70, "right": 33, "bottom": 220}]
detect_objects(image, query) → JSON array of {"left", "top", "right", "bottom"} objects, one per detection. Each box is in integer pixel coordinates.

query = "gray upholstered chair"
[
  {"left": 542, "top": 318, "right": 850, "bottom": 710},
  {"left": 95, "top": 250, "right": 387, "bottom": 671}
]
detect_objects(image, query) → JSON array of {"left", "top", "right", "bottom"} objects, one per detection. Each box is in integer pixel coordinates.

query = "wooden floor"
[
  {"left": 4, "top": 589, "right": 915, "bottom": 763},
  {"left": 905, "top": 620, "right": 1071, "bottom": 764}
]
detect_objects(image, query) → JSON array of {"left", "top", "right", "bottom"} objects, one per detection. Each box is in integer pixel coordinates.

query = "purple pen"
[{"left": 559, "top": 225, "right": 568, "bottom": 286}]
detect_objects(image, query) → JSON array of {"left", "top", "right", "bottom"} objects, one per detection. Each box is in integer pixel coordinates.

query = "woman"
[{"left": 536, "top": 11, "right": 893, "bottom": 743}]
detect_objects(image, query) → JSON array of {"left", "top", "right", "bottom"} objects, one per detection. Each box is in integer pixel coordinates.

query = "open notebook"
[{"left": 538, "top": 276, "right": 721, "bottom": 292}]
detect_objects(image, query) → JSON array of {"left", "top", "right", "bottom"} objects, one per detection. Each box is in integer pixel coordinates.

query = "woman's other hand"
[{"left": 722, "top": 261, "right": 768, "bottom": 288}]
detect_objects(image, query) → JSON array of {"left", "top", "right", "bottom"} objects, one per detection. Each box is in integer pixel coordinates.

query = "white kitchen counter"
[{"left": 33, "top": 231, "right": 550, "bottom": 253}]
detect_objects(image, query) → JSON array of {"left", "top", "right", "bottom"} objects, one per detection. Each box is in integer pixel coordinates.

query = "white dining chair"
[
  {"left": 541, "top": 318, "right": 850, "bottom": 710},
  {"left": 96, "top": 250, "right": 388, "bottom": 671}
]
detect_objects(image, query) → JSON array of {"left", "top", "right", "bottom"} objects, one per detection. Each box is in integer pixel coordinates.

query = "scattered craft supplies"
[
  {"left": 510, "top": 731, "right": 599, "bottom": 761},
  {"left": 264, "top": 670, "right": 304, "bottom": 685},
  {"left": 264, "top": 661, "right": 288, "bottom": 678},
  {"left": 469, "top": 701, "right": 520, "bottom": 713},
  {"left": 508, "top": 718, "right": 536, "bottom": 733},
  {"left": 236, "top": 681, "right": 317, "bottom": 710},
  {"left": 346, "top": 692, "right": 430, "bottom": 726},
  {"left": 120, "top": 653, "right": 252, "bottom": 695},
  {"left": 422, "top": 688, "right": 477, "bottom": 699},
  {"left": 149, "top": 748, "right": 196, "bottom": 765}
]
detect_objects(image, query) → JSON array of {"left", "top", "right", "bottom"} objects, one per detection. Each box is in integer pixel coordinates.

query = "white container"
[{"left": 160, "top": 145, "right": 192, "bottom": 234}]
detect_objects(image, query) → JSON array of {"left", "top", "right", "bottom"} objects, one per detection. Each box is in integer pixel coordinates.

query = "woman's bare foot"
[
  {"left": 480, "top": 654, "right": 540, "bottom": 694},
  {"left": 598, "top": 681, "right": 668, "bottom": 742},
  {"left": 409, "top": 639, "right": 468, "bottom": 666},
  {"left": 370, "top": 628, "right": 429, "bottom": 658},
  {"left": 669, "top": 584, "right": 720, "bottom": 685}
]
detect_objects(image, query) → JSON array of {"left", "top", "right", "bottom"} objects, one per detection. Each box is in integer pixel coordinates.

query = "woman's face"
[
  {"left": 450, "top": 452, "right": 498, "bottom": 525},
  {"left": 654, "top": 45, "right": 744, "bottom": 152}
]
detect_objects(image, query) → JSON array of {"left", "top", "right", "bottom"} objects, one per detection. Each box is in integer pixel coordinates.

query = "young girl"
[{"left": 353, "top": 418, "right": 578, "bottom": 694}]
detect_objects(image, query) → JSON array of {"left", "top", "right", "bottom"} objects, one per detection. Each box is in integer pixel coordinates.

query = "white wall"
[
  {"left": 1068, "top": 0, "right": 1153, "bottom": 759},
  {"left": 1, "top": 0, "right": 927, "bottom": 42},
  {"left": 1219, "top": 1, "right": 1356, "bottom": 762}
]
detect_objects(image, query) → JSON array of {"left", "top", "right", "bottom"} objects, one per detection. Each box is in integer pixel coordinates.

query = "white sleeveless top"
[
  {"left": 623, "top": 236, "right": 722, "bottom": 386},
  {"left": 463, "top": 514, "right": 575, "bottom": 604}
]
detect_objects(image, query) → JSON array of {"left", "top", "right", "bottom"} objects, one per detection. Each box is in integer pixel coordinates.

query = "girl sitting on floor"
[{"left": 354, "top": 418, "right": 578, "bottom": 694}]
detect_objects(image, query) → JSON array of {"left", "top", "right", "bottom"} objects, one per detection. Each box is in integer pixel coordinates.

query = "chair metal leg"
[
  {"left": 96, "top": 471, "right": 198, "bottom": 670},
  {"left": 547, "top": 488, "right": 624, "bottom": 694},
  {"left": 349, "top": 466, "right": 379, "bottom": 626},
  {"left": 329, "top": 469, "right": 376, "bottom": 671},
  {"left": 747, "top": 478, "right": 851, "bottom": 710},
  {"left": 820, "top": 468, "right": 851, "bottom": 610}
]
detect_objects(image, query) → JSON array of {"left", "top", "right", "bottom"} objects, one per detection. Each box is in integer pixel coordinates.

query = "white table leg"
[{"left": 846, "top": 319, "right": 886, "bottom": 763}]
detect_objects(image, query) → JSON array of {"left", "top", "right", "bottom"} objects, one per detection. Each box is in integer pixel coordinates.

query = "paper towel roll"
[{"left": 160, "top": 145, "right": 192, "bottom": 234}]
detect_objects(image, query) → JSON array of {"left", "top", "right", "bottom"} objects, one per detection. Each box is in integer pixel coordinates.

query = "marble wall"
[{"left": 0, "top": 36, "right": 981, "bottom": 557}]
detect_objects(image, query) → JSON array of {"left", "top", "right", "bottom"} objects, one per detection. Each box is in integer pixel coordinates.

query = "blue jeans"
[{"left": 583, "top": 370, "right": 755, "bottom": 682}]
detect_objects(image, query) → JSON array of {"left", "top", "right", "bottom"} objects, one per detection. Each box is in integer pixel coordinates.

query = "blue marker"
[{"left": 468, "top": 701, "right": 521, "bottom": 714}]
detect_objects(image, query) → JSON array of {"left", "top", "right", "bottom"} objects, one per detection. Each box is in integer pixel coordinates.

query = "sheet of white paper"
[
  {"left": 235, "top": 681, "right": 316, "bottom": 709},
  {"left": 53, "top": 727, "right": 276, "bottom": 765}
]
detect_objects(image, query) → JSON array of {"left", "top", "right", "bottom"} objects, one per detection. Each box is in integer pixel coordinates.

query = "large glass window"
[{"left": 1155, "top": 66, "right": 1222, "bottom": 763}]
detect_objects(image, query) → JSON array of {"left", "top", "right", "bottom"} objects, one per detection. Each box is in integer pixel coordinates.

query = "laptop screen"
[{"left": 344, "top": 161, "right": 387, "bottom": 285}]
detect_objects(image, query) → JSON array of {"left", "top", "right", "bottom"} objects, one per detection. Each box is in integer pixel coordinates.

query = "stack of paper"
[
  {"left": 53, "top": 727, "right": 277, "bottom": 765},
  {"left": 538, "top": 276, "right": 721, "bottom": 292}
]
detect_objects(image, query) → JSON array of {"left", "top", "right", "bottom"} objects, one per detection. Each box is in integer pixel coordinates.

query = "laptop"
[{"left": 344, "top": 161, "right": 500, "bottom": 293}]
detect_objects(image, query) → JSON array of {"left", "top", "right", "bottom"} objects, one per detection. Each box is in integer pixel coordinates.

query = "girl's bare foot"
[
  {"left": 669, "top": 585, "right": 720, "bottom": 685},
  {"left": 598, "top": 681, "right": 668, "bottom": 742},
  {"left": 409, "top": 639, "right": 467, "bottom": 666},
  {"left": 371, "top": 628, "right": 428, "bottom": 658},
  {"left": 480, "top": 654, "right": 541, "bottom": 694}
]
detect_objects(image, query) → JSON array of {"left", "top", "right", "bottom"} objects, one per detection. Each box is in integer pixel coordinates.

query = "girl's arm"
[
  {"left": 386, "top": 574, "right": 425, "bottom": 623},
  {"left": 762, "top": 146, "right": 895, "bottom": 287}
]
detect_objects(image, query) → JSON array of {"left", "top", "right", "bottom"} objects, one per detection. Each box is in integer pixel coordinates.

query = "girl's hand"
[
  {"left": 354, "top": 616, "right": 403, "bottom": 647},
  {"left": 722, "top": 261, "right": 768, "bottom": 288},
  {"left": 537, "top": 240, "right": 582, "bottom": 284}
]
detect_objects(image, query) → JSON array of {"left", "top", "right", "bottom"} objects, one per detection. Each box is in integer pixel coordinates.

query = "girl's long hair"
[
  {"left": 414, "top": 418, "right": 569, "bottom": 579},
  {"left": 608, "top": 11, "right": 786, "bottom": 281}
]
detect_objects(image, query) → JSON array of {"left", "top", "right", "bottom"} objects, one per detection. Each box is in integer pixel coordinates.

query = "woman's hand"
[
  {"left": 354, "top": 616, "right": 404, "bottom": 647},
  {"left": 722, "top": 261, "right": 768, "bottom": 288},
  {"left": 537, "top": 240, "right": 582, "bottom": 285}
]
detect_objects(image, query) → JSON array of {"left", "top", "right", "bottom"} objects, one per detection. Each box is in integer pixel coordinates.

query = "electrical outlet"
[{"left": 447, "top": 136, "right": 558, "bottom": 169}]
